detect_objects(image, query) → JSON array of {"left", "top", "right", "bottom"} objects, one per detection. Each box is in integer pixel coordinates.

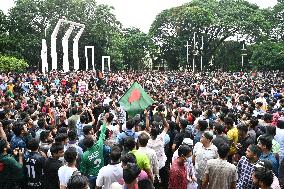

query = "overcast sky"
[{"left": 0, "top": 0, "right": 278, "bottom": 33}]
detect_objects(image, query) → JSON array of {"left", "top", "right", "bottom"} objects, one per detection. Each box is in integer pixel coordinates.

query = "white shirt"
[
  {"left": 147, "top": 131, "right": 167, "bottom": 169},
  {"left": 58, "top": 165, "right": 77, "bottom": 187},
  {"left": 96, "top": 163, "right": 123, "bottom": 189},
  {"left": 138, "top": 146, "right": 159, "bottom": 175}
]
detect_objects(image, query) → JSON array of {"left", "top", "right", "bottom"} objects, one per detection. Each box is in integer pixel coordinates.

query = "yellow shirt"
[{"left": 227, "top": 127, "right": 238, "bottom": 155}]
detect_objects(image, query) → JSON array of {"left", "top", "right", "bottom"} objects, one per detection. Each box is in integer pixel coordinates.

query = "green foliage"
[
  {"left": 251, "top": 42, "right": 284, "bottom": 71},
  {"left": 0, "top": 55, "right": 29, "bottom": 72}
]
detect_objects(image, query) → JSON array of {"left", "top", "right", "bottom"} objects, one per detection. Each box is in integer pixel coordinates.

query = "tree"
[{"left": 0, "top": 55, "right": 29, "bottom": 72}]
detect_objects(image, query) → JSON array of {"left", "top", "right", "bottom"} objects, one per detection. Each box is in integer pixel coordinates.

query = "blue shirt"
[
  {"left": 11, "top": 135, "right": 26, "bottom": 151},
  {"left": 259, "top": 152, "right": 279, "bottom": 176},
  {"left": 116, "top": 129, "right": 139, "bottom": 144}
]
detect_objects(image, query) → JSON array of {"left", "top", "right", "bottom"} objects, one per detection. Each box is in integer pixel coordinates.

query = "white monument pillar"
[
  {"left": 41, "top": 39, "right": 48, "bottom": 73},
  {"left": 73, "top": 25, "right": 85, "bottom": 71},
  {"left": 62, "top": 24, "right": 75, "bottom": 72},
  {"left": 51, "top": 19, "right": 64, "bottom": 70}
]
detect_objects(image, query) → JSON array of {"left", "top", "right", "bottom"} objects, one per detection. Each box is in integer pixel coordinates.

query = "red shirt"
[{"left": 168, "top": 158, "right": 187, "bottom": 189}]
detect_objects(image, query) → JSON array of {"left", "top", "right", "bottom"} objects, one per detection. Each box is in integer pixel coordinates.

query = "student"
[{"left": 67, "top": 175, "right": 89, "bottom": 189}]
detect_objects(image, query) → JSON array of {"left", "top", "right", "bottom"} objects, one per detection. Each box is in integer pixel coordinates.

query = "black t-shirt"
[
  {"left": 212, "top": 135, "right": 230, "bottom": 148},
  {"left": 23, "top": 152, "right": 46, "bottom": 188},
  {"left": 43, "top": 157, "right": 63, "bottom": 189},
  {"left": 237, "top": 135, "right": 255, "bottom": 157},
  {"left": 173, "top": 130, "right": 194, "bottom": 150}
]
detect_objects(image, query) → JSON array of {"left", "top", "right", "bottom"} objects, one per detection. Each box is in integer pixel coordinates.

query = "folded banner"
[{"left": 119, "top": 82, "right": 154, "bottom": 118}]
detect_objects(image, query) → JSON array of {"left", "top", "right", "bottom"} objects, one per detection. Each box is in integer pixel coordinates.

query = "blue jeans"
[{"left": 88, "top": 176, "right": 97, "bottom": 189}]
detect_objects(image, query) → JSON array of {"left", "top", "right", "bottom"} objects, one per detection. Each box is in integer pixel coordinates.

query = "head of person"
[
  {"left": 110, "top": 146, "right": 121, "bottom": 164},
  {"left": 67, "top": 175, "right": 89, "bottom": 189},
  {"left": 265, "top": 125, "right": 276, "bottom": 137},
  {"left": 237, "top": 123, "right": 248, "bottom": 139},
  {"left": 64, "top": 147, "right": 78, "bottom": 164},
  {"left": 245, "top": 145, "right": 262, "bottom": 161},
  {"left": 121, "top": 153, "right": 137, "bottom": 167},
  {"left": 224, "top": 117, "right": 234, "bottom": 129},
  {"left": 197, "top": 120, "right": 208, "bottom": 132},
  {"left": 216, "top": 142, "right": 230, "bottom": 159},
  {"left": 40, "top": 130, "right": 53, "bottom": 144},
  {"left": 37, "top": 118, "right": 47, "bottom": 129},
  {"left": 179, "top": 119, "right": 189, "bottom": 130},
  {"left": 178, "top": 144, "right": 192, "bottom": 163},
  {"left": 249, "top": 117, "right": 259, "bottom": 130},
  {"left": 277, "top": 118, "right": 284, "bottom": 129},
  {"left": 126, "top": 119, "right": 135, "bottom": 130},
  {"left": 138, "top": 132, "right": 149, "bottom": 147},
  {"left": 12, "top": 121, "right": 28, "bottom": 137},
  {"left": 252, "top": 161, "right": 274, "bottom": 188},
  {"left": 50, "top": 142, "right": 64, "bottom": 159},
  {"left": 107, "top": 113, "right": 114, "bottom": 123},
  {"left": 83, "top": 136, "right": 94, "bottom": 149},
  {"left": 83, "top": 125, "right": 94, "bottom": 136},
  {"left": 200, "top": 131, "right": 214, "bottom": 146},
  {"left": 55, "top": 133, "right": 68, "bottom": 145},
  {"left": 123, "top": 163, "right": 141, "bottom": 186},
  {"left": 123, "top": 137, "right": 136, "bottom": 151},
  {"left": 213, "top": 123, "right": 225, "bottom": 135},
  {"left": 263, "top": 113, "right": 273, "bottom": 123},
  {"left": 257, "top": 135, "right": 272, "bottom": 153},
  {"left": 0, "top": 139, "right": 9, "bottom": 154},
  {"left": 68, "top": 130, "right": 77, "bottom": 142},
  {"left": 27, "top": 138, "right": 39, "bottom": 152}
]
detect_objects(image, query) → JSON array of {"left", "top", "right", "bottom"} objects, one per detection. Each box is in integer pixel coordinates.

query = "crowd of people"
[{"left": 0, "top": 70, "right": 283, "bottom": 189}]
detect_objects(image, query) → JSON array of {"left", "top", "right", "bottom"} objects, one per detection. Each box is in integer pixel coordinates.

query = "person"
[
  {"left": 96, "top": 146, "right": 123, "bottom": 189},
  {"left": 123, "top": 163, "right": 141, "bottom": 189},
  {"left": 237, "top": 145, "right": 262, "bottom": 189},
  {"left": 0, "top": 138, "right": 24, "bottom": 189},
  {"left": 192, "top": 131, "right": 218, "bottom": 189},
  {"left": 67, "top": 174, "right": 89, "bottom": 189},
  {"left": 168, "top": 144, "right": 192, "bottom": 189},
  {"left": 257, "top": 160, "right": 281, "bottom": 189},
  {"left": 80, "top": 122, "right": 106, "bottom": 189},
  {"left": 58, "top": 147, "right": 78, "bottom": 189},
  {"left": 257, "top": 135, "right": 279, "bottom": 176},
  {"left": 44, "top": 142, "right": 64, "bottom": 189},
  {"left": 212, "top": 123, "right": 229, "bottom": 147},
  {"left": 124, "top": 137, "right": 154, "bottom": 182},
  {"left": 116, "top": 119, "right": 139, "bottom": 146},
  {"left": 10, "top": 121, "right": 31, "bottom": 151},
  {"left": 202, "top": 142, "right": 237, "bottom": 189},
  {"left": 23, "top": 138, "right": 46, "bottom": 189},
  {"left": 236, "top": 123, "right": 255, "bottom": 160},
  {"left": 252, "top": 161, "right": 274, "bottom": 189},
  {"left": 224, "top": 117, "right": 238, "bottom": 163},
  {"left": 137, "top": 132, "right": 159, "bottom": 181},
  {"left": 274, "top": 118, "right": 284, "bottom": 177}
]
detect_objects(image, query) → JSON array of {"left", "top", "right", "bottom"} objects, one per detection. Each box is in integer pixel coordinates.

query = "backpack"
[{"left": 118, "top": 131, "right": 136, "bottom": 148}]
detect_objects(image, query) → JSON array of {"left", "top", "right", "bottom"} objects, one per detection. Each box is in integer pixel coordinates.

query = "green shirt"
[
  {"left": 0, "top": 154, "right": 24, "bottom": 183},
  {"left": 131, "top": 149, "right": 151, "bottom": 171},
  {"left": 80, "top": 123, "right": 106, "bottom": 176}
]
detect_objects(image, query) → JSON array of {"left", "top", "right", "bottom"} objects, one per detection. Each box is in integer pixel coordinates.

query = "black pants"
[{"left": 158, "top": 165, "right": 169, "bottom": 189}]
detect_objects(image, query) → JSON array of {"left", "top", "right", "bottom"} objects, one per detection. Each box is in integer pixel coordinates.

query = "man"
[
  {"left": 252, "top": 161, "right": 274, "bottom": 189},
  {"left": 58, "top": 147, "right": 78, "bottom": 189},
  {"left": 44, "top": 142, "right": 64, "bottom": 189},
  {"left": 116, "top": 119, "right": 139, "bottom": 145},
  {"left": 80, "top": 122, "right": 106, "bottom": 189},
  {"left": 137, "top": 132, "right": 159, "bottom": 180},
  {"left": 212, "top": 123, "right": 229, "bottom": 147},
  {"left": 202, "top": 142, "right": 237, "bottom": 189},
  {"left": 124, "top": 137, "right": 154, "bottom": 182},
  {"left": 192, "top": 131, "right": 218, "bottom": 189},
  {"left": 96, "top": 146, "right": 123, "bottom": 189},
  {"left": 0, "top": 139, "right": 24, "bottom": 189},
  {"left": 224, "top": 117, "right": 238, "bottom": 163},
  {"left": 257, "top": 135, "right": 279, "bottom": 176},
  {"left": 237, "top": 145, "right": 262, "bottom": 189},
  {"left": 236, "top": 123, "right": 255, "bottom": 160},
  {"left": 275, "top": 118, "right": 284, "bottom": 177},
  {"left": 23, "top": 138, "right": 46, "bottom": 189},
  {"left": 169, "top": 144, "right": 192, "bottom": 189},
  {"left": 11, "top": 121, "right": 31, "bottom": 151}
]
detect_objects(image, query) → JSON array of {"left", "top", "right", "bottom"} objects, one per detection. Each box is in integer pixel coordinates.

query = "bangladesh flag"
[{"left": 119, "top": 82, "right": 154, "bottom": 118}]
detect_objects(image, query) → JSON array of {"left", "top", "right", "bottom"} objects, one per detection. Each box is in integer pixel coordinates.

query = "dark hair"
[
  {"left": 123, "top": 163, "right": 141, "bottom": 184},
  {"left": 121, "top": 153, "right": 137, "bottom": 165},
  {"left": 203, "top": 131, "right": 213, "bottom": 141},
  {"left": 110, "top": 146, "right": 121, "bottom": 162},
  {"left": 50, "top": 142, "right": 64, "bottom": 156},
  {"left": 123, "top": 137, "right": 136, "bottom": 150},
  {"left": 126, "top": 119, "right": 135, "bottom": 130},
  {"left": 277, "top": 119, "right": 284, "bottom": 129},
  {"left": 83, "top": 136, "right": 94, "bottom": 148},
  {"left": 68, "top": 130, "right": 77, "bottom": 141},
  {"left": 150, "top": 127, "right": 159, "bottom": 140},
  {"left": 214, "top": 123, "right": 225, "bottom": 135},
  {"left": 27, "top": 138, "right": 39, "bottom": 151},
  {"left": 178, "top": 144, "right": 192, "bottom": 157},
  {"left": 265, "top": 126, "right": 276, "bottom": 136},
  {"left": 12, "top": 121, "right": 25, "bottom": 136},
  {"left": 67, "top": 175, "right": 89, "bottom": 189},
  {"left": 224, "top": 117, "right": 234, "bottom": 126},
  {"left": 198, "top": 120, "right": 208, "bottom": 131},
  {"left": 250, "top": 117, "right": 259, "bottom": 129},
  {"left": 258, "top": 135, "right": 273, "bottom": 150},
  {"left": 253, "top": 163, "right": 274, "bottom": 187},
  {"left": 64, "top": 147, "right": 77, "bottom": 163},
  {"left": 40, "top": 130, "right": 50, "bottom": 142},
  {"left": 179, "top": 119, "right": 189, "bottom": 129},
  {"left": 37, "top": 118, "right": 46, "bottom": 129},
  {"left": 263, "top": 113, "right": 273, "bottom": 122},
  {"left": 138, "top": 132, "right": 149, "bottom": 147},
  {"left": 55, "top": 133, "right": 68, "bottom": 143},
  {"left": 107, "top": 113, "right": 114, "bottom": 123},
  {"left": 237, "top": 123, "right": 248, "bottom": 133},
  {"left": 138, "top": 179, "right": 154, "bottom": 189},
  {"left": 83, "top": 125, "right": 93, "bottom": 135},
  {"left": 0, "top": 139, "right": 8, "bottom": 153},
  {"left": 217, "top": 142, "right": 230, "bottom": 158},
  {"left": 58, "top": 127, "right": 68, "bottom": 134},
  {"left": 249, "top": 145, "right": 262, "bottom": 158}
]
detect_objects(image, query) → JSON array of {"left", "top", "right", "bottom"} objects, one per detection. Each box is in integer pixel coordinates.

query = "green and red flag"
[{"left": 119, "top": 82, "right": 154, "bottom": 118}]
